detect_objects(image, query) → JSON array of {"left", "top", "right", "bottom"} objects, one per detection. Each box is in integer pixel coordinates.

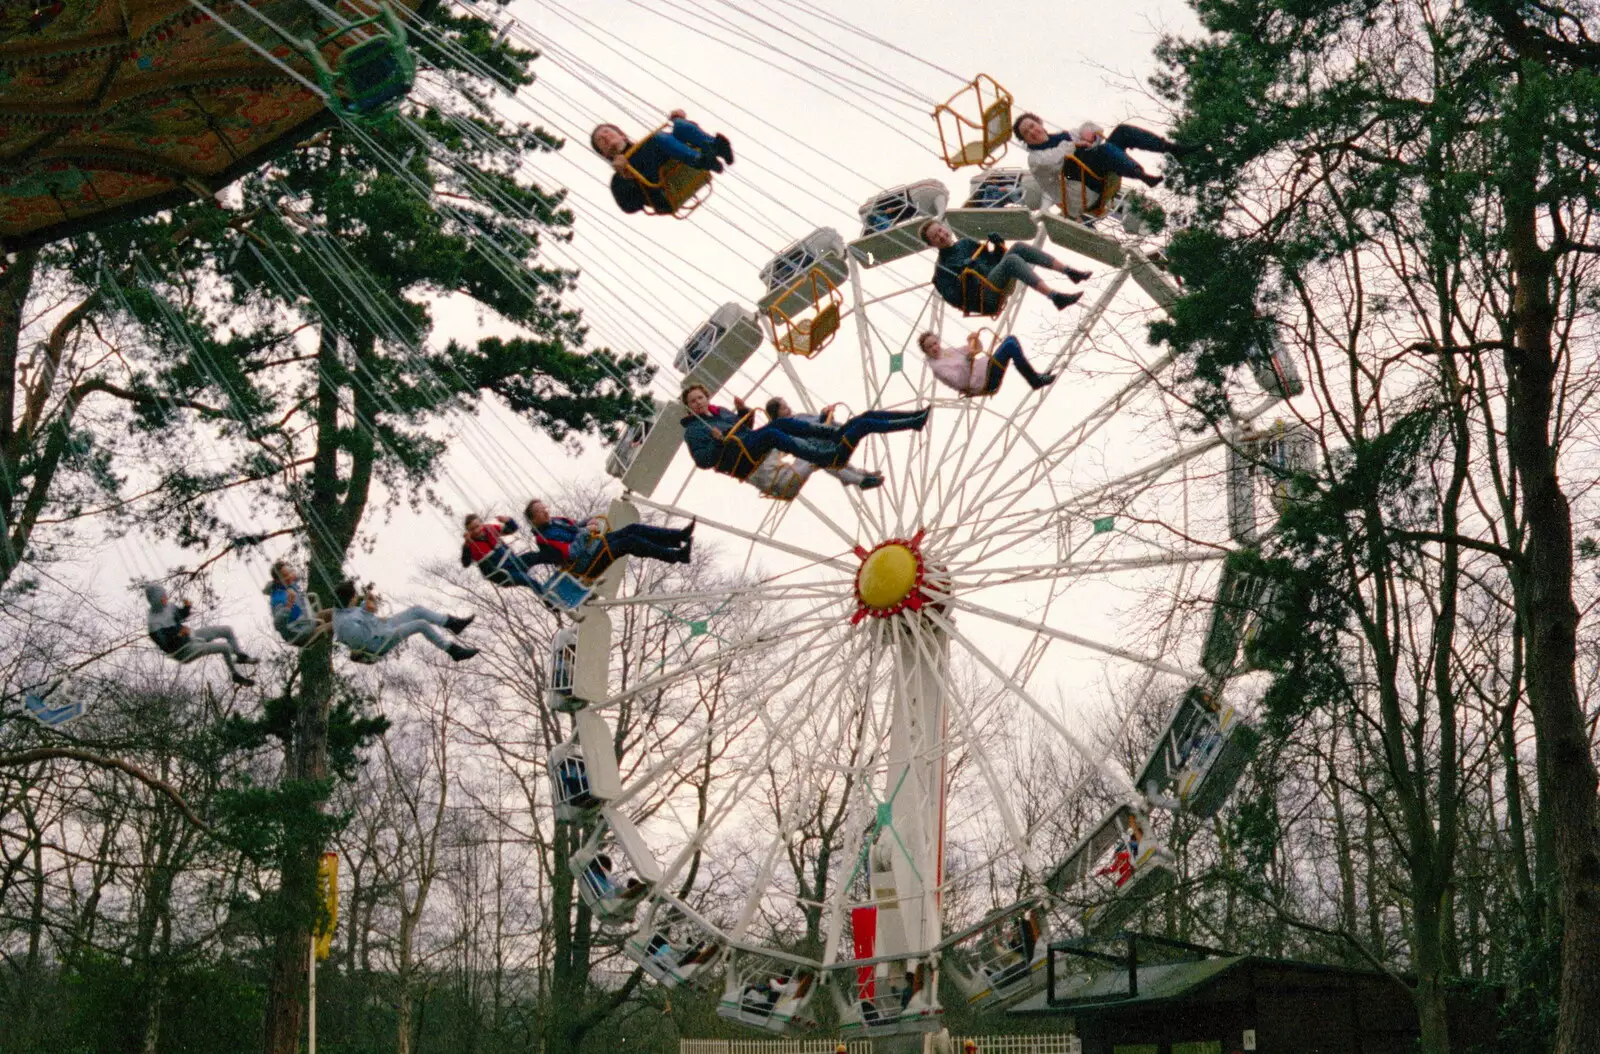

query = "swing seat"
[
  {"left": 623, "top": 125, "right": 714, "bottom": 218},
  {"left": 770, "top": 270, "right": 843, "bottom": 358},
  {"left": 749, "top": 455, "right": 809, "bottom": 502},
  {"left": 304, "top": 3, "right": 416, "bottom": 119},
  {"left": 540, "top": 571, "right": 595, "bottom": 614},
  {"left": 934, "top": 74, "right": 1013, "bottom": 170},
  {"left": 957, "top": 268, "right": 1012, "bottom": 318}
]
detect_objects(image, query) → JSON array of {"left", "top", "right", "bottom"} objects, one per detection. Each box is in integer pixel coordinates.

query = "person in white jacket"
[
  {"left": 1013, "top": 112, "right": 1198, "bottom": 210},
  {"left": 330, "top": 580, "right": 478, "bottom": 663}
]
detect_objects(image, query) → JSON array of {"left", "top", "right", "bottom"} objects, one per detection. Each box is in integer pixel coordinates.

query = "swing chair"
[
  {"left": 768, "top": 268, "right": 844, "bottom": 358},
  {"left": 538, "top": 517, "right": 615, "bottom": 615},
  {"left": 956, "top": 267, "right": 1012, "bottom": 319},
  {"left": 620, "top": 124, "right": 715, "bottom": 218},
  {"left": 301, "top": 2, "right": 417, "bottom": 120},
  {"left": 1136, "top": 684, "right": 1260, "bottom": 819},
  {"left": 933, "top": 74, "right": 1013, "bottom": 170},
  {"left": 1043, "top": 805, "right": 1177, "bottom": 938},
  {"left": 832, "top": 956, "right": 942, "bottom": 1039}
]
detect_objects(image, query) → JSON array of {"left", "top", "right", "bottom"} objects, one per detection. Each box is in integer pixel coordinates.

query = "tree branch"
[{"left": 0, "top": 747, "right": 213, "bottom": 834}]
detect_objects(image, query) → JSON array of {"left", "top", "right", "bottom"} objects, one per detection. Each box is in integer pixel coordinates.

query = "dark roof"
[{"left": 1008, "top": 955, "right": 1247, "bottom": 1014}]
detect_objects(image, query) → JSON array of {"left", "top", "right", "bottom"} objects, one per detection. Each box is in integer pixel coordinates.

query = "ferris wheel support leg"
[{"left": 873, "top": 618, "right": 950, "bottom": 961}]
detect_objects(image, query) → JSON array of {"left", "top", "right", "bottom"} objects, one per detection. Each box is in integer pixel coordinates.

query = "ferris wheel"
[{"left": 537, "top": 78, "right": 1305, "bottom": 1047}]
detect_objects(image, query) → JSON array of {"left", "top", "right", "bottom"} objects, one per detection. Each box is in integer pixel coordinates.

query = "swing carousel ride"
[{"left": 2, "top": 2, "right": 1316, "bottom": 1049}]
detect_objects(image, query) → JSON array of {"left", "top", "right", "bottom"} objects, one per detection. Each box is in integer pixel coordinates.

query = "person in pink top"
[{"left": 918, "top": 331, "right": 1056, "bottom": 397}]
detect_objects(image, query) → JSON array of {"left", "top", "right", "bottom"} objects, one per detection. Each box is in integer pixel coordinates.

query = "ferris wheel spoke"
[
  {"left": 926, "top": 609, "right": 1138, "bottom": 799},
  {"left": 946, "top": 549, "right": 1226, "bottom": 591},
  {"left": 936, "top": 593, "right": 1197, "bottom": 682},
  {"left": 947, "top": 428, "right": 1225, "bottom": 564}
]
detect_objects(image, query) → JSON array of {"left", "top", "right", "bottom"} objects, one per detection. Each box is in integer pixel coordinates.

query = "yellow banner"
[{"left": 314, "top": 852, "right": 339, "bottom": 961}]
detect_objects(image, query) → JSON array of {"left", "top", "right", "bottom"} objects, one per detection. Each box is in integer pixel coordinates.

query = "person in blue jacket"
[
  {"left": 918, "top": 220, "right": 1089, "bottom": 314},
  {"left": 521, "top": 499, "right": 694, "bottom": 574},
  {"left": 681, "top": 384, "right": 928, "bottom": 480},
  {"left": 265, "top": 560, "right": 331, "bottom": 646},
  {"left": 592, "top": 110, "right": 734, "bottom": 214}
]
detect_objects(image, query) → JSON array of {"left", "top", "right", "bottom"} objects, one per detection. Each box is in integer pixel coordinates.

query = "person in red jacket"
[{"left": 460, "top": 514, "right": 543, "bottom": 592}]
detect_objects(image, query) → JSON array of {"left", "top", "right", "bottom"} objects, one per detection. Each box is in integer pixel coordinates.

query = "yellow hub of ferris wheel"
[
  {"left": 857, "top": 544, "right": 919, "bottom": 609},
  {"left": 851, "top": 532, "right": 933, "bottom": 624}
]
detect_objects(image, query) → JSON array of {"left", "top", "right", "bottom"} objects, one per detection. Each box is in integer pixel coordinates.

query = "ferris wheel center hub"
[{"left": 857, "top": 543, "right": 919, "bottom": 609}]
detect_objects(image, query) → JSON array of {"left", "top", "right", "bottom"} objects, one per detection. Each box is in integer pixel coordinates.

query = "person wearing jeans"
[
  {"left": 331, "top": 580, "right": 477, "bottom": 663},
  {"left": 461, "top": 515, "right": 544, "bottom": 592},
  {"left": 919, "top": 331, "right": 1056, "bottom": 396},
  {"left": 1013, "top": 111, "right": 1199, "bottom": 201},
  {"left": 919, "top": 220, "right": 1090, "bottom": 313},
  {"left": 144, "top": 584, "right": 259, "bottom": 687},
  {"left": 591, "top": 111, "right": 735, "bottom": 214},
  {"left": 521, "top": 499, "right": 694, "bottom": 576}
]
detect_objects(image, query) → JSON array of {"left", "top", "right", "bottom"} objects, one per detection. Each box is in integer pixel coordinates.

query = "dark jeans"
[
  {"left": 984, "top": 243, "right": 1066, "bottom": 292},
  {"left": 605, "top": 522, "right": 688, "bottom": 562},
  {"left": 1075, "top": 123, "right": 1174, "bottom": 181},
  {"left": 740, "top": 423, "right": 844, "bottom": 465},
  {"left": 838, "top": 409, "right": 926, "bottom": 445},
  {"left": 982, "top": 336, "right": 1048, "bottom": 391}
]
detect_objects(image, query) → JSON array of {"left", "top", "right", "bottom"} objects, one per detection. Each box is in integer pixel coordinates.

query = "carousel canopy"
[{"left": 0, "top": 0, "right": 420, "bottom": 250}]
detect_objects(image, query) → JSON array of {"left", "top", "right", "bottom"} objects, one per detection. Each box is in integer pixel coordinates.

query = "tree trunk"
[{"left": 1501, "top": 72, "right": 1600, "bottom": 1054}]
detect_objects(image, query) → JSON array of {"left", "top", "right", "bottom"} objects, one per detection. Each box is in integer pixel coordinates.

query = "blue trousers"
[
  {"left": 982, "top": 336, "right": 1049, "bottom": 392},
  {"left": 648, "top": 119, "right": 716, "bottom": 165}
]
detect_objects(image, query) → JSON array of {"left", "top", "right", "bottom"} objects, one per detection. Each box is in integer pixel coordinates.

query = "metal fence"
[{"left": 681, "top": 1036, "right": 1079, "bottom": 1054}]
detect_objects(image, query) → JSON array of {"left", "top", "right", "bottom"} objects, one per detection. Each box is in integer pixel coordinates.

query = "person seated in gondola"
[
  {"left": 554, "top": 752, "right": 598, "bottom": 809},
  {"left": 1013, "top": 112, "right": 1198, "bottom": 203},
  {"left": 331, "top": 580, "right": 478, "bottom": 663},
  {"left": 591, "top": 110, "right": 735, "bottom": 214},
  {"left": 265, "top": 560, "right": 331, "bottom": 647},
  {"left": 919, "top": 330, "right": 1056, "bottom": 396},
  {"left": 742, "top": 978, "right": 780, "bottom": 1015},
  {"left": 145, "top": 584, "right": 258, "bottom": 687},
  {"left": 522, "top": 499, "right": 694, "bottom": 573},
  {"left": 918, "top": 220, "right": 1089, "bottom": 313},
  {"left": 585, "top": 853, "right": 619, "bottom": 899},
  {"left": 682, "top": 384, "right": 927, "bottom": 483},
  {"left": 460, "top": 514, "right": 544, "bottom": 592}
]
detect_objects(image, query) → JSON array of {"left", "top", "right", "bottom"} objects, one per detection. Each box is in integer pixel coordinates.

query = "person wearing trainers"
[
  {"left": 744, "top": 397, "right": 884, "bottom": 498},
  {"left": 330, "top": 580, "right": 477, "bottom": 664},
  {"left": 520, "top": 499, "right": 694, "bottom": 574},
  {"left": 1013, "top": 112, "right": 1198, "bottom": 206},
  {"left": 919, "top": 220, "right": 1089, "bottom": 315},
  {"left": 919, "top": 331, "right": 1056, "bottom": 397},
  {"left": 143, "top": 583, "right": 259, "bottom": 687},
  {"left": 591, "top": 110, "right": 735, "bottom": 214}
]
